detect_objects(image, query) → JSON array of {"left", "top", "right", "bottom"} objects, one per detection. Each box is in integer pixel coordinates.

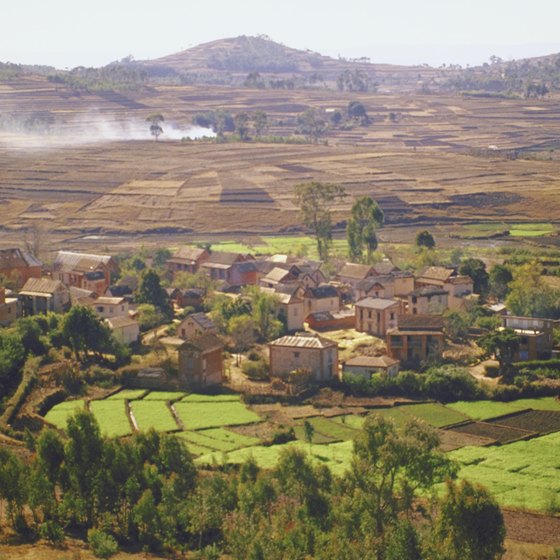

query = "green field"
[
  {"left": 174, "top": 401, "right": 262, "bottom": 430},
  {"left": 509, "top": 223, "right": 554, "bottom": 237},
  {"left": 461, "top": 222, "right": 554, "bottom": 239},
  {"left": 181, "top": 393, "right": 241, "bottom": 403},
  {"left": 178, "top": 427, "right": 259, "bottom": 453},
  {"left": 130, "top": 401, "right": 179, "bottom": 432},
  {"left": 448, "top": 431, "right": 560, "bottom": 511},
  {"left": 44, "top": 399, "right": 86, "bottom": 429},
  {"left": 89, "top": 400, "right": 133, "bottom": 438},
  {"left": 398, "top": 403, "right": 470, "bottom": 428},
  {"left": 447, "top": 397, "right": 560, "bottom": 421},
  {"left": 142, "top": 391, "right": 187, "bottom": 401},
  {"left": 106, "top": 389, "right": 147, "bottom": 400},
  {"left": 331, "top": 414, "right": 367, "bottom": 430},
  {"left": 304, "top": 416, "right": 359, "bottom": 442}
]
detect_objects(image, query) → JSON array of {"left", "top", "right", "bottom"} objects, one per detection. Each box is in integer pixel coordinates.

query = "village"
[{"left": 0, "top": 240, "right": 557, "bottom": 397}]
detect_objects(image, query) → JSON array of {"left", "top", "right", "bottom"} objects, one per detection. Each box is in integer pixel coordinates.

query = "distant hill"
[{"left": 138, "top": 35, "right": 436, "bottom": 91}]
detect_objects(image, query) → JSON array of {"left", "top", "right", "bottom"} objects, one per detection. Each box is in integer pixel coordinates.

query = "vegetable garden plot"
[
  {"left": 173, "top": 401, "right": 261, "bottom": 430},
  {"left": 89, "top": 400, "right": 132, "bottom": 438},
  {"left": 448, "top": 421, "right": 536, "bottom": 444},
  {"left": 130, "top": 401, "right": 179, "bottom": 432},
  {"left": 106, "top": 389, "right": 147, "bottom": 400},
  {"left": 397, "top": 403, "right": 469, "bottom": 428},
  {"left": 485, "top": 409, "right": 560, "bottom": 435},
  {"left": 44, "top": 399, "right": 86, "bottom": 429},
  {"left": 447, "top": 397, "right": 560, "bottom": 421},
  {"left": 181, "top": 393, "right": 241, "bottom": 403},
  {"left": 142, "top": 391, "right": 187, "bottom": 401}
]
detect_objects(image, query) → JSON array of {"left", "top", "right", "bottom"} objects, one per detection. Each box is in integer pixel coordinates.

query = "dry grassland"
[{"left": 0, "top": 78, "right": 559, "bottom": 252}]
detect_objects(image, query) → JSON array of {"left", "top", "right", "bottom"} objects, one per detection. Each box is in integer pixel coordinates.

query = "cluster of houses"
[{"left": 1, "top": 245, "right": 557, "bottom": 391}]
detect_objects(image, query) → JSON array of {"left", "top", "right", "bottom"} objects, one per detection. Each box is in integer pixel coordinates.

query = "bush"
[
  {"left": 269, "top": 427, "right": 295, "bottom": 445},
  {"left": 241, "top": 359, "right": 268, "bottom": 380},
  {"left": 424, "top": 366, "right": 483, "bottom": 402},
  {"left": 88, "top": 528, "right": 119, "bottom": 558}
]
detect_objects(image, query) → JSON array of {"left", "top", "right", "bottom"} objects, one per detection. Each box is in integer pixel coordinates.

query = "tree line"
[{"left": 0, "top": 410, "right": 505, "bottom": 559}]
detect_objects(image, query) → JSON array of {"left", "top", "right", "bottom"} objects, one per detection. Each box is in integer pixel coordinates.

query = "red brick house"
[
  {"left": 355, "top": 297, "right": 403, "bottom": 337},
  {"left": 386, "top": 314, "right": 444, "bottom": 366},
  {"left": 178, "top": 312, "right": 217, "bottom": 340},
  {"left": 53, "top": 251, "right": 118, "bottom": 295},
  {"left": 178, "top": 333, "right": 224, "bottom": 387},
  {"left": 166, "top": 247, "right": 210, "bottom": 275},
  {"left": 0, "top": 248, "right": 42, "bottom": 289}
]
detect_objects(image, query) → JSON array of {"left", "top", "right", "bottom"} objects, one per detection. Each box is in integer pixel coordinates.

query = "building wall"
[
  {"left": 304, "top": 295, "right": 340, "bottom": 316},
  {"left": 408, "top": 293, "right": 448, "bottom": 315},
  {"left": 280, "top": 301, "right": 305, "bottom": 332},
  {"left": 94, "top": 301, "right": 129, "bottom": 319},
  {"left": 111, "top": 323, "right": 140, "bottom": 344},
  {"left": 269, "top": 345, "right": 338, "bottom": 381},
  {"left": 356, "top": 303, "right": 400, "bottom": 336},
  {"left": 0, "top": 265, "right": 41, "bottom": 289},
  {"left": 387, "top": 332, "right": 444, "bottom": 363},
  {"left": 178, "top": 347, "right": 223, "bottom": 386},
  {"left": 0, "top": 299, "right": 18, "bottom": 326}
]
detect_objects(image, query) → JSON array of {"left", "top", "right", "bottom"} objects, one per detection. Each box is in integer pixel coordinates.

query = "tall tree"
[
  {"left": 252, "top": 110, "right": 268, "bottom": 137},
  {"left": 136, "top": 269, "right": 172, "bottom": 319},
  {"left": 489, "top": 264, "right": 513, "bottom": 300},
  {"left": 234, "top": 112, "right": 250, "bottom": 141},
  {"left": 459, "top": 258, "right": 489, "bottom": 295},
  {"left": 477, "top": 328, "right": 520, "bottom": 383},
  {"left": 434, "top": 480, "right": 505, "bottom": 560},
  {"left": 146, "top": 113, "right": 164, "bottom": 141},
  {"left": 296, "top": 108, "right": 329, "bottom": 143},
  {"left": 293, "top": 181, "right": 346, "bottom": 260},
  {"left": 416, "top": 230, "right": 435, "bottom": 249},
  {"left": 346, "top": 196, "right": 384, "bottom": 263}
]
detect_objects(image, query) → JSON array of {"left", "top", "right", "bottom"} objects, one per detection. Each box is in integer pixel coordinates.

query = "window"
[
  {"left": 376, "top": 312, "right": 381, "bottom": 322},
  {"left": 412, "top": 296, "right": 417, "bottom": 304},
  {"left": 390, "top": 312, "right": 395, "bottom": 320},
  {"left": 294, "top": 307, "right": 298, "bottom": 316},
  {"left": 368, "top": 310, "right": 372, "bottom": 319},
  {"left": 294, "top": 351, "right": 300, "bottom": 358}
]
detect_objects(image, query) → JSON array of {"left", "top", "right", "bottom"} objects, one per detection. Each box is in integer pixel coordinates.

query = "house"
[
  {"left": 294, "top": 262, "right": 326, "bottom": 289},
  {"left": 53, "top": 251, "right": 118, "bottom": 295},
  {"left": 269, "top": 332, "right": 339, "bottom": 382},
  {"left": 306, "top": 308, "right": 355, "bottom": 331},
  {"left": 166, "top": 288, "right": 205, "bottom": 310},
  {"left": 355, "top": 297, "right": 403, "bottom": 337},
  {"left": 262, "top": 284, "right": 305, "bottom": 332},
  {"left": 106, "top": 316, "right": 140, "bottom": 345},
  {"left": 343, "top": 355, "right": 400, "bottom": 379},
  {"left": 502, "top": 316, "right": 556, "bottom": 361},
  {"left": 69, "top": 286, "right": 98, "bottom": 307},
  {"left": 444, "top": 276, "right": 474, "bottom": 310},
  {"left": 90, "top": 296, "right": 129, "bottom": 319},
  {"left": 337, "top": 263, "right": 376, "bottom": 289},
  {"left": 0, "top": 287, "right": 18, "bottom": 326},
  {"left": 386, "top": 314, "right": 445, "bottom": 365},
  {"left": 416, "top": 266, "right": 456, "bottom": 288},
  {"left": 303, "top": 285, "right": 341, "bottom": 317},
  {"left": 0, "top": 248, "right": 42, "bottom": 289},
  {"left": 177, "top": 312, "right": 217, "bottom": 340},
  {"left": 391, "top": 271, "right": 416, "bottom": 297},
  {"left": 166, "top": 246, "right": 209, "bottom": 275},
  {"left": 200, "top": 252, "right": 255, "bottom": 285},
  {"left": 259, "top": 266, "right": 299, "bottom": 289},
  {"left": 371, "top": 260, "right": 400, "bottom": 276},
  {"left": 407, "top": 286, "right": 448, "bottom": 315},
  {"left": 19, "top": 278, "right": 71, "bottom": 316},
  {"left": 355, "top": 276, "right": 396, "bottom": 301},
  {"left": 178, "top": 333, "right": 224, "bottom": 387}
]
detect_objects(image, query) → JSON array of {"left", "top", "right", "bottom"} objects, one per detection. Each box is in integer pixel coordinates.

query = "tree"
[
  {"left": 459, "top": 258, "right": 489, "bottom": 295},
  {"left": 252, "top": 111, "right": 268, "bottom": 137},
  {"left": 434, "top": 480, "right": 505, "bottom": 560},
  {"left": 296, "top": 108, "right": 329, "bottom": 143},
  {"left": 416, "top": 230, "right": 435, "bottom": 249},
  {"left": 303, "top": 420, "right": 315, "bottom": 452},
  {"left": 478, "top": 328, "right": 520, "bottom": 383},
  {"left": 228, "top": 315, "right": 256, "bottom": 364},
  {"left": 346, "top": 196, "right": 384, "bottom": 263},
  {"left": 61, "top": 306, "right": 114, "bottom": 361},
  {"left": 489, "top": 264, "right": 512, "bottom": 300},
  {"left": 234, "top": 112, "right": 250, "bottom": 141},
  {"left": 250, "top": 289, "right": 284, "bottom": 342},
  {"left": 136, "top": 269, "right": 172, "bottom": 319},
  {"left": 343, "top": 416, "right": 456, "bottom": 544},
  {"left": 293, "top": 181, "right": 346, "bottom": 260},
  {"left": 146, "top": 113, "right": 164, "bottom": 141},
  {"left": 505, "top": 262, "right": 560, "bottom": 319}
]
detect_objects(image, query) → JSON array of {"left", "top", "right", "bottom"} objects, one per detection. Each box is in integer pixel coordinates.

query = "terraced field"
[
  {"left": 1, "top": 78, "right": 560, "bottom": 251},
  {"left": 130, "top": 400, "right": 179, "bottom": 432},
  {"left": 447, "top": 397, "right": 560, "bottom": 421}
]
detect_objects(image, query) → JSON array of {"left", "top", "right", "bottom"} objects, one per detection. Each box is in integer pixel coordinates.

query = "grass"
[
  {"left": 89, "top": 400, "right": 132, "bottom": 438},
  {"left": 447, "top": 397, "right": 560, "bottom": 421},
  {"left": 305, "top": 416, "right": 359, "bottom": 441},
  {"left": 178, "top": 427, "right": 259, "bottom": 452},
  {"left": 181, "top": 393, "right": 241, "bottom": 403},
  {"left": 43, "top": 399, "right": 86, "bottom": 429},
  {"left": 130, "top": 401, "right": 179, "bottom": 432},
  {"left": 142, "top": 391, "right": 187, "bottom": 401},
  {"left": 461, "top": 222, "right": 554, "bottom": 239},
  {"left": 106, "top": 389, "right": 147, "bottom": 400},
  {"left": 331, "top": 414, "right": 367, "bottom": 430},
  {"left": 447, "top": 431, "right": 560, "bottom": 511},
  {"left": 397, "top": 403, "right": 470, "bottom": 428},
  {"left": 173, "top": 401, "right": 262, "bottom": 430},
  {"left": 509, "top": 223, "right": 554, "bottom": 237}
]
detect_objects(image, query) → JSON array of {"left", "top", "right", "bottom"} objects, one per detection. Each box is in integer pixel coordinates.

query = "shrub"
[
  {"left": 241, "top": 359, "right": 268, "bottom": 380},
  {"left": 88, "top": 528, "right": 119, "bottom": 558}
]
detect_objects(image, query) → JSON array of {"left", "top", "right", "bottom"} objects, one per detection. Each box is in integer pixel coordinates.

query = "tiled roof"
[
  {"left": 418, "top": 266, "right": 455, "bottom": 283},
  {"left": 305, "top": 284, "right": 339, "bottom": 299},
  {"left": 372, "top": 261, "right": 399, "bottom": 275},
  {"left": 269, "top": 332, "right": 337, "bottom": 349},
  {"left": 55, "top": 251, "right": 112, "bottom": 273},
  {"left": 338, "top": 263, "right": 374, "bottom": 280},
  {"left": 106, "top": 316, "right": 138, "bottom": 329},
  {"left": 20, "top": 277, "right": 65, "bottom": 295},
  {"left": 168, "top": 246, "right": 207, "bottom": 263},
  {"left": 204, "top": 251, "right": 245, "bottom": 266},
  {"left": 345, "top": 355, "right": 399, "bottom": 368},
  {"left": 263, "top": 267, "right": 293, "bottom": 283},
  {"left": 0, "top": 248, "right": 42, "bottom": 270},
  {"left": 356, "top": 275, "right": 395, "bottom": 291},
  {"left": 181, "top": 333, "right": 223, "bottom": 352},
  {"left": 396, "top": 314, "right": 444, "bottom": 330},
  {"left": 188, "top": 312, "right": 216, "bottom": 330},
  {"left": 355, "top": 297, "right": 400, "bottom": 310}
]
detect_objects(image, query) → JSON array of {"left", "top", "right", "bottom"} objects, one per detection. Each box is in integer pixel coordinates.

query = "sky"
[{"left": 4, "top": 0, "right": 560, "bottom": 69}]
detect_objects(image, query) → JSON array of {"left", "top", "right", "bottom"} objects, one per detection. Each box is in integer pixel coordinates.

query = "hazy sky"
[{"left": 5, "top": 0, "right": 560, "bottom": 69}]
